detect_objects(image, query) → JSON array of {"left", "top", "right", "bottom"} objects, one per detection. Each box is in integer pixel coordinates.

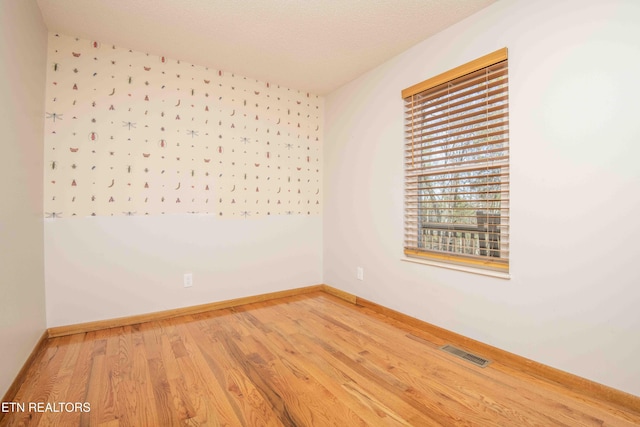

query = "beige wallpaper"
[{"left": 44, "top": 33, "right": 322, "bottom": 218}]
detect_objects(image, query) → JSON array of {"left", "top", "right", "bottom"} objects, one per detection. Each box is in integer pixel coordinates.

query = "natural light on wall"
[{"left": 402, "top": 48, "right": 509, "bottom": 273}]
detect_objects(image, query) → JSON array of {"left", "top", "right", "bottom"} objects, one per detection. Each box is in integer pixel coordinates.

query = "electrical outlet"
[
  {"left": 183, "top": 273, "right": 193, "bottom": 288},
  {"left": 357, "top": 267, "right": 364, "bottom": 281}
]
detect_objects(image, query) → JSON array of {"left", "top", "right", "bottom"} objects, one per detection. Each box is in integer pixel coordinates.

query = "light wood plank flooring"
[{"left": 3, "top": 292, "right": 639, "bottom": 426}]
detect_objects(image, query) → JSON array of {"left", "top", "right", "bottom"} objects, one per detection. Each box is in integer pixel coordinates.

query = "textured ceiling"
[{"left": 36, "top": 0, "right": 496, "bottom": 95}]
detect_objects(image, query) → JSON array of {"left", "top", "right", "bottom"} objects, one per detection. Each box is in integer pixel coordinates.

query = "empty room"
[{"left": 1, "top": 0, "right": 639, "bottom": 425}]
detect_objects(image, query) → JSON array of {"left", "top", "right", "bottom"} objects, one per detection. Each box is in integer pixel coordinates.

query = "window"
[{"left": 402, "top": 48, "right": 509, "bottom": 272}]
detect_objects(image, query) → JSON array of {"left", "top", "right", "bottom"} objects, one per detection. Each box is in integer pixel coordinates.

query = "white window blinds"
[{"left": 402, "top": 49, "right": 509, "bottom": 272}]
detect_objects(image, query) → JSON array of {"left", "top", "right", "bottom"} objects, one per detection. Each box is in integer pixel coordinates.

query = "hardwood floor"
[{"left": 3, "top": 292, "right": 639, "bottom": 426}]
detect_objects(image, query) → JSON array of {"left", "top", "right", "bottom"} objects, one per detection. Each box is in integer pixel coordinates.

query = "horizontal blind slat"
[
  {"left": 405, "top": 130, "right": 509, "bottom": 152},
  {"left": 407, "top": 72, "right": 508, "bottom": 105},
  {"left": 408, "top": 76, "right": 509, "bottom": 115},
  {"left": 406, "top": 88, "right": 508, "bottom": 121},
  {"left": 407, "top": 137, "right": 509, "bottom": 162},
  {"left": 405, "top": 155, "right": 510, "bottom": 174},
  {"left": 405, "top": 111, "right": 509, "bottom": 141},
  {"left": 405, "top": 123, "right": 509, "bottom": 151}
]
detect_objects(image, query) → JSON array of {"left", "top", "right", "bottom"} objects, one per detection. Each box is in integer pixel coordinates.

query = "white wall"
[
  {"left": 45, "top": 215, "right": 322, "bottom": 326},
  {"left": 324, "top": 0, "right": 640, "bottom": 396},
  {"left": 0, "top": 1, "right": 48, "bottom": 396}
]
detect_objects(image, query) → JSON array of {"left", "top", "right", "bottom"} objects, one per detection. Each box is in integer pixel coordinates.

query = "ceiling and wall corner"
[{"left": 35, "top": 0, "right": 497, "bottom": 95}]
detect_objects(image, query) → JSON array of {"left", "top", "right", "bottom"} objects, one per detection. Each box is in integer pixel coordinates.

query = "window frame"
[{"left": 402, "top": 48, "right": 510, "bottom": 273}]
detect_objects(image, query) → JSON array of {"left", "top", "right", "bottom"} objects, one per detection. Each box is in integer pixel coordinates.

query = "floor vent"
[{"left": 440, "top": 345, "right": 491, "bottom": 368}]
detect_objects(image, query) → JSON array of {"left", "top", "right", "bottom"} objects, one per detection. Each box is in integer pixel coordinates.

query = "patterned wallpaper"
[{"left": 44, "top": 34, "right": 322, "bottom": 218}]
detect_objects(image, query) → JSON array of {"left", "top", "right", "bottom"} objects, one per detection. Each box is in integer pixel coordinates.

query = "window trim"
[{"left": 401, "top": 256, "right": 511, "bottom": 280}]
